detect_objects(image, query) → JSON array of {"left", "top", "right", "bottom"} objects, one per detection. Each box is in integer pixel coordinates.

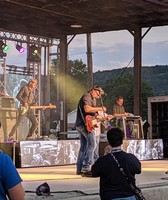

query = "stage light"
[
  {"left": 28, "top": 45, "right": 41, "bottom": 62},
  {"left": 0, "top": 40, "right": 9, "bottom": 52},
  {"left": 0, "top": 40, "right": 8, "bottom": 58},
  {"left": 16, "top": 43, "right": 25, "bottom": 53}
]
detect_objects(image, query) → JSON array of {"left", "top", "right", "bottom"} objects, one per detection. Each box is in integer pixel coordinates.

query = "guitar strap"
[
  {"left": 79, "top": 105, "right": 86, "bottom": 125},
  {"left": 99, "top": 95, "right": 106, "bottom": 118}
]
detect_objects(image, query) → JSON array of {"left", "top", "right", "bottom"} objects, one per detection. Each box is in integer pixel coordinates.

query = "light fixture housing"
[
  {"left": 27, "top": 44, "right": 41, "bottom": 62},
  {"left": 0, "top": 40, "right": 9, "bottom": 52},
  {"left": 70, "top": 24, "right": 82, "bottom": 28},
  {"left": 16, "top": 43, "right": 25, "bottom": 53}
]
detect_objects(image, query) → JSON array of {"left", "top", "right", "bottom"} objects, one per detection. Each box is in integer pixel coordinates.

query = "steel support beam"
[
  {"left": 133, "top": 28, "right": 142, "bottom": 116},
  {"left": 59, "top": 35, "right": 68, "bottom": 138},
  {"left": 86, "top": 33, "right": 93, "bottom": 88}
]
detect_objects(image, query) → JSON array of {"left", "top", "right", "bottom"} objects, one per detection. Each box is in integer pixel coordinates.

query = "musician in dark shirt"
[
  {"left": 8, "top": 79, "right": 38, "bottom": 141},
  {"left": 75, "top": 86, "right": 107, "bottom": 175},
  {"left": 92, "top": 128, "right": 141, "bottom": 200}
]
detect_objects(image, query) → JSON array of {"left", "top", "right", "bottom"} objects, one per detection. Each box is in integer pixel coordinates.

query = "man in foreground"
[
  {"left": 0, "top": 152, "right": 25, "bottom": 199},
  {"left": 92, "top": 128, "right": 141, "bottom": 200}
]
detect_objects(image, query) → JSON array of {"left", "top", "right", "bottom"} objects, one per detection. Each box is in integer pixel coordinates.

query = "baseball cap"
[{"left": 92, "top": 85, "right": 105, "bottom": 95}]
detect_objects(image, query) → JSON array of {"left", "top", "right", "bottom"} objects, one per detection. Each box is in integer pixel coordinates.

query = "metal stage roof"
[{"left": 1, "top": 0, "right": 168, "bottom": 38}]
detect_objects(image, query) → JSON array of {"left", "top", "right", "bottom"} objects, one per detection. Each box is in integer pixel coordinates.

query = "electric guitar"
[
  {"left": 19, "top": 103, "right": 56, "bottom": 115},
  {"left": 85, "top": 114, "right": 114, "bottom": 132}
]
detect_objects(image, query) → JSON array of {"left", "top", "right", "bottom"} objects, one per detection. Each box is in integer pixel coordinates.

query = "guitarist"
[
  {"left": 75, "top": 85, "right": 107, "bottom": 175},
  {"left": 8, "top": 79, "right": 38, "bottom": 141}
]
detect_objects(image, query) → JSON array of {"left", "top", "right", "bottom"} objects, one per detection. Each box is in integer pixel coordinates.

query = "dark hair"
[
  {"left": 107, "top": 128, "right": 124, "bottom": 147},
  {"left": 116, "top": 95, "right": 123, "bottom": 101}
]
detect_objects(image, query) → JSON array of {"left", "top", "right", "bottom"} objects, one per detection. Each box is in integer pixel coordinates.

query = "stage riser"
[
  {"left": 16, "top": 139, "right": 163, "bottom": 168},
  {"left": 0, "top": 139, "right": 164, "bottom": 168},
  {"left": 100, "top": 139, "right": 164, "bottom": 160}
]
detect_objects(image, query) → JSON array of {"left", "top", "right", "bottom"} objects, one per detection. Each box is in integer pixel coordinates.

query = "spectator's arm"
[{"left": 8, "top": 182, "right": 25, "bottom": 200}]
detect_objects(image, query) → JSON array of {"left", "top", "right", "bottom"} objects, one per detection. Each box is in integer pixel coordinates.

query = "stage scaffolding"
[{"left": 0, "top": 31, "right": 60, "bottom": 137}]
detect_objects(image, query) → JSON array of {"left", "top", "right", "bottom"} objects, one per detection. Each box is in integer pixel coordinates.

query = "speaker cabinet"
[{"left": 0, "top": 109, "right": 17, "bottom": 142}]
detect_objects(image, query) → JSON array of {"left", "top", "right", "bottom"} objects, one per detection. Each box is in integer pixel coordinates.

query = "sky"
[{"left": 4, "top": 25, "right": 168, "bottom": 73}]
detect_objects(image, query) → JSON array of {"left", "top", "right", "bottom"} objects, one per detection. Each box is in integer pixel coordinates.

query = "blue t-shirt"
[{"left": 0, "top": 153, "right": 22, "bottom": 199}]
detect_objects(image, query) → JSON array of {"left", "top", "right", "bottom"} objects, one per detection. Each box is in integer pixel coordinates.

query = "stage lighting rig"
[{"left": 16, "top": 43, "right": 25, "bottom": 53}]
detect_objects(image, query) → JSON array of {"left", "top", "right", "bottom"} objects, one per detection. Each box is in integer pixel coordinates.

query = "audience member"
[
  {"left": 0, "top": 152, "right": 25, "bottom": 200},
  {"left": 92, "top": 127, "right": 141, "bottom": 200}
]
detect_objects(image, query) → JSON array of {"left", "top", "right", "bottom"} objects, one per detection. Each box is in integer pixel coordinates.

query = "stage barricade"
[{"left": 13, "top": 138, "right": 164, "bottom": 168}]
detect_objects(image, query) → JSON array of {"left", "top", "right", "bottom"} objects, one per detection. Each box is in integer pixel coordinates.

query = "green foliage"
[
  {"left": 94, "top": 65, "right": 168, "bottom": 96},
  {"left": 102, "top": 74, "right": 153, "bottom": 119},
  {"left": 50, "top": 58, "right": 88, "bottom": 112}
]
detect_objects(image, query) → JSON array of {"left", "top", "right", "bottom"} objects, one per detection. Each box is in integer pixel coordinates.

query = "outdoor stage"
[
  {"left": 20, "top": 160, "right": 168, "bottom": 200},
  {"left": 0, "top": 139, "right": 167, "bottom": 199}
]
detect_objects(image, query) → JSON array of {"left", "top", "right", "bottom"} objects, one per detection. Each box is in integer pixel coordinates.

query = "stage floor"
[{"left": 19, "top": 159, "right": 168, "bottom": 200}]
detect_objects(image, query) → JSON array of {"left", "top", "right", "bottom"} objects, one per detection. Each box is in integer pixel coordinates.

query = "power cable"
[
  {"left": 25, "top": 189, "right": 99, "bottom": 196},
  {"left": 111, "top": 57, "right": 134, "bottom": 90}
]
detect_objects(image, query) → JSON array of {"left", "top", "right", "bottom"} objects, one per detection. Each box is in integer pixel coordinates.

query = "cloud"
[
  {"left": 3, "top": 25, "right": 168, "bottom": 72},
  {"left": 142, "top": 40, "right": 168, "bottom": 65}
]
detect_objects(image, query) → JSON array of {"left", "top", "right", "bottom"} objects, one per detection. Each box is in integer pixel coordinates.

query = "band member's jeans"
[
  {"left": 94, "top": 135, "right": 100, "bottom": 162},
  {"left": 76, "top": 125, "right": 96, "bottom": 172},
  {"left": 9, "top": 110, "right": 38, "bottom": 138}
]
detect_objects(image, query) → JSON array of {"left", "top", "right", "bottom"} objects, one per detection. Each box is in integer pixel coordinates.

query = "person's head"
[
  {"left": 107, "top": 127, "right": 124, "bottom": 147},
  {"left": 28, "top": 79, "right": 37, "bottom": 89},
  {"left": 90, "top": 85, "right": 104, "bottom": 99},
  {"left": 116, "top": 95, "right": 124, "bottom": 106}
]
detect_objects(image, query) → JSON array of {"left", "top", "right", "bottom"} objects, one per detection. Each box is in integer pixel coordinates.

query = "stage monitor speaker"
[
  {"left": 0, "top": 143, "right": 13, "bottom": 158},
  {"left": 1, "top": 97, "right": 16, "bottom": 108},
  {"left": 0, "top": 109, "right": 17, "bottom": 142}
]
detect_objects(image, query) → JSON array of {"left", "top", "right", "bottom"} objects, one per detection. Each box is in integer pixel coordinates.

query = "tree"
[
  {"left": 50, "top": 58, "right": 88, "bottom": 112},
  {"left": 103, "top": 74, "right": 153, "bottom": 119}
]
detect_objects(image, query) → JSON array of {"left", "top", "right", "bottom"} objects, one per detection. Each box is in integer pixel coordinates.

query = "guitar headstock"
[{"left": 48, "top": 103, "right": 56, "bottom": 109}]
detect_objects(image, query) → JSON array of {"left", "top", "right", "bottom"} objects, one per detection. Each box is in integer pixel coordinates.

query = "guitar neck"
[{"left": 30, "top": 106, "right": 50, "bottom": 109}]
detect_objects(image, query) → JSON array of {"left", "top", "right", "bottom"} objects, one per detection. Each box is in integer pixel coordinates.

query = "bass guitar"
[
  {"left": 85, "top": 114, "right": 114, "bottom": 132},
  {"left": 19, "top": 103, "right": 56, "bottom": 115}
]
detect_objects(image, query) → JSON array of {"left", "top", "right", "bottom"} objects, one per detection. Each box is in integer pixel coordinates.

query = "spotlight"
[
  {"left": 0, "top": 40, "right": 8, "bottom": 58},
  {"left": 0, "top": 40, "right": 9, "bottom": 52},
  {"left": 30, "top": 45, "right": 39, "bottom": 56},
  {"left": 16, "top": 43, "right": 24, "bottom": 53},
  {"left": 28, "top": 45, "right": 41, "bottom": 62}
]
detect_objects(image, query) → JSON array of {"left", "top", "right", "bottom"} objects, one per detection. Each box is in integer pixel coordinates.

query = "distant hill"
[{"left": 93, "top": 65, "right": 168, "bottom": 96}]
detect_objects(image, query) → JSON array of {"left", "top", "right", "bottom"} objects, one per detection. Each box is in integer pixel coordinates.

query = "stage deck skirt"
[{"left": 14, "top": 139, "right": 164, "bottom": 168}]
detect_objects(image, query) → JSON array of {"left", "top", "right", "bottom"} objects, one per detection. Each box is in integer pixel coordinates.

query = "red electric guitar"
[{"left": 85, "top": 114, "right": 114, "bottom": 132}]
